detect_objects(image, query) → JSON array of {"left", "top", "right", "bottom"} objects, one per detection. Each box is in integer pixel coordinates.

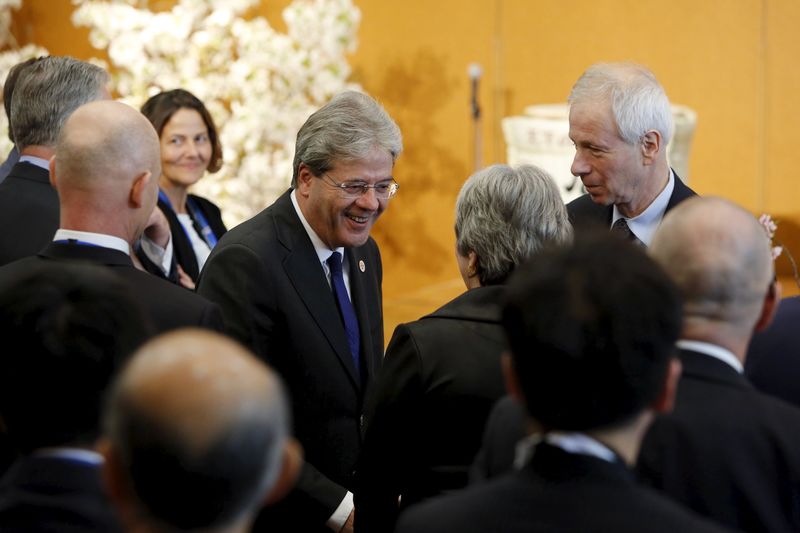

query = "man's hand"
[
  {"left": 177, "top": 264, "right": 196, "bottom": 290},
  {"left": 143, "top": 207, "right": 171, "bottom": 248},
  {"left": 339, "top": 510, "right": 354, "bottom": 533}
]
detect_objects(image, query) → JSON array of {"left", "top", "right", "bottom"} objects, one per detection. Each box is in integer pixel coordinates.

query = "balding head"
[
  {"left": 650, "top": 197, "right": 775, "bottom": 336},
  {"left": 53, "top": 100, "right": 161, "bottom": 240},
  {"left": 103, "top": 329, "right": 294, "bottom": 532}
]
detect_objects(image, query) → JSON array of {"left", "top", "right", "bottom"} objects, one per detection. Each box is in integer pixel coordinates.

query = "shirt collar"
[
  {"left": 290, "top": 189, "right": 344, "bottom": 265},
  {"left": 612, "top": 169, "right": 674, "bottom": 246},
  {"left": 514, "top": 430, "right": 618, "bottom": 469},
  {"left": 676, "top": 339, "right": 744, "bottom": 374},
  {"left": 33, "top": 447, "right": 104, "bottom": 466},
  {"left": 19, "top": 155, "right": 50, "bottom": 171},
  {"left": 53, "top": 229, "right": 130, "bottom": 256}
]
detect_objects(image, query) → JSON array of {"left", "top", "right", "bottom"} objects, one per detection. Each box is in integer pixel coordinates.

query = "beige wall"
[{"left": 13, "top": 0, "right": 800, "bottom": 312}]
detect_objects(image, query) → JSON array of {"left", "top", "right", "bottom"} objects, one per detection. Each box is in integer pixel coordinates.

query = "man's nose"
[
  {"left": 356, "top": 187, "right": 380, "bottom": 210},
  {"left": 571, "top": 150, "right": 588, "bottom": 177}
]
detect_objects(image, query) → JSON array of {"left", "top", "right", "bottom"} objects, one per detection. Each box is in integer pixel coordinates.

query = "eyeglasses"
[{"left": 321, "top": 173, "right": 399, "bottom": 200}]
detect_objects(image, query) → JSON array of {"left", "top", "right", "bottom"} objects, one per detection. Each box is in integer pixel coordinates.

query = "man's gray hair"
[
  {"left": 568, "top": 62, "right": 673, "bottom": 147},
  {"left": 291, "top": 90, "right": 402, "bottom": 187},
  {"left": 11, "top": 56, "right": 108, "bottom": 150},
  {"left": 455, "top": 164, "right": 572, "bottom": 286}
]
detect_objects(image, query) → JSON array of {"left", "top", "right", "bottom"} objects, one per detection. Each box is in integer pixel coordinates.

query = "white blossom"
[{"left": 71, "top": 0, "right": 361, "bottom": 226}]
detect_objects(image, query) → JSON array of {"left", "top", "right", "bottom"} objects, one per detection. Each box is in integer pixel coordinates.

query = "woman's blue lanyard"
[{"left": 159, "top": 189, "right": 218, "bottom": 249}]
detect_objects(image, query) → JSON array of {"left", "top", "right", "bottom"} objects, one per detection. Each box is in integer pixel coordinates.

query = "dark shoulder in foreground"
[
  {"left": 0, "top": 254, "right": 222, "bottom": 334},
  {"left": 396, "top": 466, "right": 732, "bottom": 533}
]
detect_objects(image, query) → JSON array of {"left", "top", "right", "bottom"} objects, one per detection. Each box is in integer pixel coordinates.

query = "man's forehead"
[{"left": 569, "top": 101, "right": 619, "bottom": 139}]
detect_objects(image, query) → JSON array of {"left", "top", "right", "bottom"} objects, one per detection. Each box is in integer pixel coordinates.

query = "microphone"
[{"left": 468, "top": 63, "right": 482, "bottom": 120}]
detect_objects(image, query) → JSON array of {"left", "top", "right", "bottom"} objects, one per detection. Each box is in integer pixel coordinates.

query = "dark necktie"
[
  {"left": 612, "top": 218, "right": 642, "bottom": 246},
  {"left": 327, "top": 252, "right": 361, "bottom": 374}
]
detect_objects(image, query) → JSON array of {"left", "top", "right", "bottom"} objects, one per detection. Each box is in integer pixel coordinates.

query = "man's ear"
[
  {"left": 49, "top": 156, "right": 58, "bottom": 189},
  {"left": 295, "top": 164, "right": 315, "bottom": 198},
  {"left": 640, "top": 130, "right": 662, "bottom": 164},
  {"left": 264, "top": 438, "right": 303, "bottom": 506},
  {"left": 129, "top": 171, "right": 152, "bottom": 208},
  {"left": 651, "top": 357, "right": 682, "bottom": 414},
  {"left": 754, "top": 279, "right": 781, "bottom": 333}
]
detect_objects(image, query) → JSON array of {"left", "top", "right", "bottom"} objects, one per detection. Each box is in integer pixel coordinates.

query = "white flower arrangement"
[
  {"left": 71, "top": 0, "right": 361, "bottom": 225},
  {"left": 759, "top": 213, "right": 800, "bottom": 288}
]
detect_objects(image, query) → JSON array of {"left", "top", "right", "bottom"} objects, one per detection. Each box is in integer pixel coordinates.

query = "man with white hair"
[
  {"left": 567, "top": 62, "right": 695, "bottom": 245},
  {"left": 638, "top": 196, "right": 800, "bottom": 531}
]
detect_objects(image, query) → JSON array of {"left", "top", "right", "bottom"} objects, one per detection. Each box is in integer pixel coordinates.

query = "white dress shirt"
[{"left": 611, "top": 170, "right": 675, "bottom": 246}]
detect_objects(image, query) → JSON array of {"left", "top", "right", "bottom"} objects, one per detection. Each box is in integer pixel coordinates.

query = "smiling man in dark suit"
[
  {"left": 638, "top": 196, "right": 800, "bottom": 531},
  {"left": 567, "top": 63, "right": 695, "bottom": 245},
  {"left": 197, "top": 91, "right": 402, "bottom": 533}
]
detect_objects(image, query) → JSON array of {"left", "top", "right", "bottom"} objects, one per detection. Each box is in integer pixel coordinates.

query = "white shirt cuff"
[
  {"left": 140, "top": 235, "right": 174, "bottom": 275},
  {"left": 326, "top": 491, "right": 353, "bottom": 531}
]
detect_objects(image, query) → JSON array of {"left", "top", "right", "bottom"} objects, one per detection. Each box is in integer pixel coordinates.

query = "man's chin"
[{"left": 587, "top": 190, "right": 613, "bottom": 206}]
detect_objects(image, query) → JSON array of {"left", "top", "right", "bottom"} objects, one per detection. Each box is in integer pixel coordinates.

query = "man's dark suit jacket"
[
  {"left": 355, "top": 285, "right": 507, "bottom": 533},
  {"left": 156, "top": 193, "right": 227, "bottom": 282},
  {"left": 567, "top": 172, "right": 696, "bottom": 231},
  {"left": 0, "top": 162, "right": 58, "bottom": 266},
  {"left": 197, "top": 189, "right": 384, "bottom": 532},
  {"left": 637, "top": 348, "right": 800, "bottom": 532},
  {"left": 0, "top": 455, "right": 122, "bottom": 532},
  {"left": 470, "top": 395, "right": 529, "bottom": 483},
  {"left": 746, "top": 295, "right": 800, "bottom": 407},
  {"left": 396, "top": 442, "right": 730, "bottom": 533},
  {"left": 0, "top": 242, "right": 223, "bottom": 334}
]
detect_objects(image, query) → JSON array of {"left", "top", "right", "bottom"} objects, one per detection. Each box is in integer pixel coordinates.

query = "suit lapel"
[{"left": 274, "top": 192, "right": 362, "bottom": 390}]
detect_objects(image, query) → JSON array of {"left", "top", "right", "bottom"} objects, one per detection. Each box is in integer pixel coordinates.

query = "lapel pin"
[{"left": 359, "top": 260, "right": 366, "bottom": 272}]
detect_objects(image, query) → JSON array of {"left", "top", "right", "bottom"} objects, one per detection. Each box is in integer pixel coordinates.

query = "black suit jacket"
[
  {"left": 0, "top": 162, "right": 58, "bottom": 266},
  {"left": 469, "top": 395, "right": 529, "bottom": 483},
  {"left": 567, "top": 171, "right": 696, "bottom": 231},
  {"left": 637, "top": 348, "right": 800, "bottom": 532},
  {"left": 158, "top": 193, "right": 227, "bottom": 282},
  {"left": 0, "top": 455, "right": 122, "bottom": 532},
  {"left": 396, "top": 442, "right": 730, "bottom": 533},
  {"left": 746, "top": 295, "right": 800, "bottom": 408},
  {"left": 197, "top": 189, "right": 384, "bottom": 532},
  {"left": 355, "top": 286, "right": 507, "bottom": 533},
  {"left": 0, "top": 242, "right": 223, "bottom": 334}
]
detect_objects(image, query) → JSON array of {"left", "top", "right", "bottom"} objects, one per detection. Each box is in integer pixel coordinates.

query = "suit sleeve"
[
  {"left": 197, "top": 242, "right": 277, "bottom": 358},
  {"left": 198, "top": 242, "right": 350, "bottom": 526},
  {"left": 355, "top": 323, "right": 424, "bottom": 533}
]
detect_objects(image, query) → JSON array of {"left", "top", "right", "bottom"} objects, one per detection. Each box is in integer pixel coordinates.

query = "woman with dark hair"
[{"left": 138, "top": 89, "right": 226, "bottom": 287}]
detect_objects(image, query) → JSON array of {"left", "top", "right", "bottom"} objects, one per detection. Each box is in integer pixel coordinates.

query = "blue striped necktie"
[{"left": 327, "top": 251, "right": 361, "bottom": 374}]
